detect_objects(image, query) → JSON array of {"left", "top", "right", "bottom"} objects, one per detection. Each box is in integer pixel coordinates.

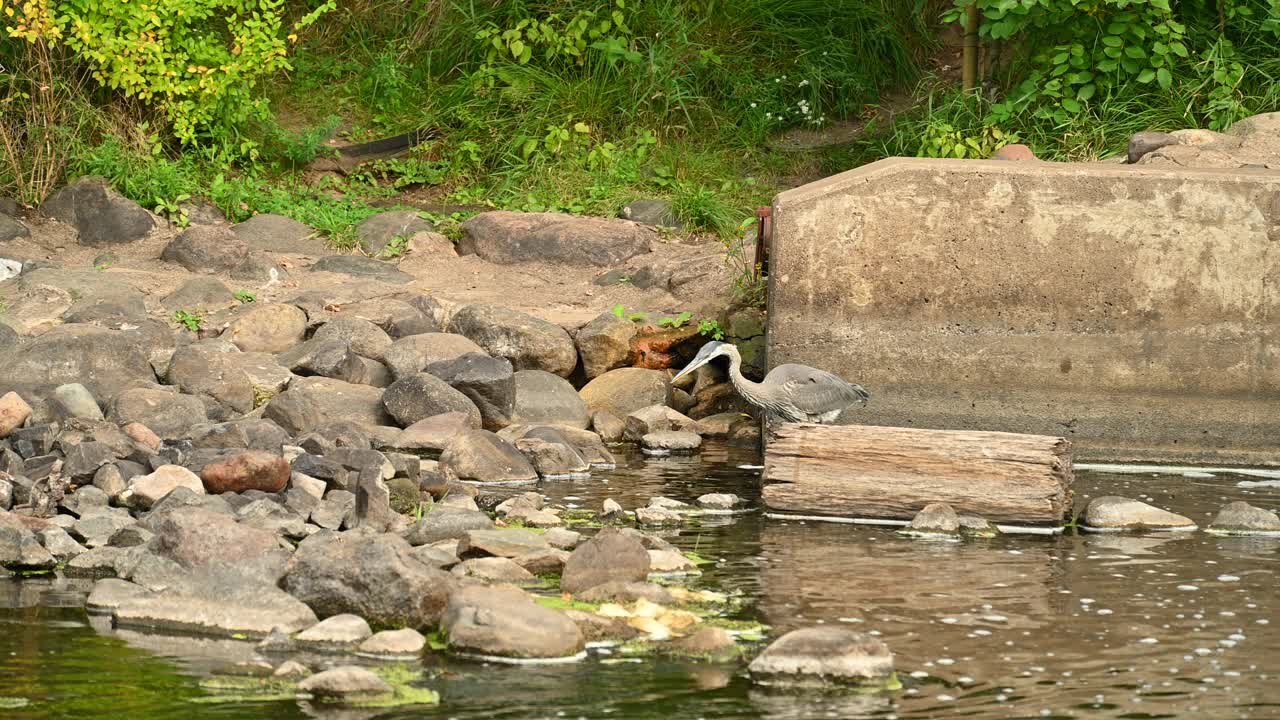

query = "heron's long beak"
[{"left": 671, "top": 356, "right": 709, "bottom": 384}]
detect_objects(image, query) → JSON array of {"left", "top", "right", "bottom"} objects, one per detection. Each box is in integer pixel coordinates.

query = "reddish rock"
[
  {"left": 0, "top": 392, "right": 33, "bottom": 438},
  {"left": 201, "top": 450, "right": 290, "bottom": 494},
  {"left": 122, "top": 422, "right": 162, "bottom": 451},
  {"left": 629, "top": 326, "right": 702, "bottom": 370},
  {"left": 992, "top": 143, "right": 1039, "bottom": 162}
]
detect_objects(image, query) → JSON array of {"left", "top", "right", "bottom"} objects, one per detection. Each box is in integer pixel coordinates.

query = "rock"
[
  {"left": 0, "top": 392, "right": 33, "bottom": 438},
  {"left": 42, "top": 176, "right": 154, "bottom": 247},
  {"left": 127, "top": 465, "right": 205, "bottom": 509},
  {"left": 442, "top": 584, "right": 585, "bottom": 659},
  {"left": 86, "top": 578, "right": 150, "bottom": 613},
  {"left": 0, "top": 514, "right": 60, "bottom": 570},
  {"left": 384, "top": 333, "right": 486, "bottom": 380},
  {"left": 161, "top": 224, "right": 250, "bottom": 273},
  {"left": 0, "top": 214, "right": 29, "bottom": 242},
  {"left": 748, "top": 628, "right": 894, "bottom": 687},
  {"left": 271, "top": 660, "right": 310, "bottom": 679},
  {"left": 296, "top": 614, "right": 373, "bottom": 647},
  {"left": 201, "top": 451, "right": 290, "bottom": 494},
  {"left": 697, "top": 493, "right": 745, "bottom": 511},
  {"left": 411, "top": 543, "right": 461, "bottom": 568},
  {"left": 232, "top": 213, "right": 319, "bottom": 254},
  {"left": 357, "top": 211, "right": 434, "bottom": 256},
  {"left": 619, "top": 198, "right": 680, "bottom": 228},
  {"left": 509, "top": 370, "right": 589, "bottom": 429},
  {"left": 352, "top": 465, "right": 396, "bottom": 532},
  {"left": 264, "top": 377, "right": 393, "bottom": 435},
  {"left": 359, "top": 628, "right": 426, "bottom": 657},
  {"left": 641, "top": 431, "right": 701, "bottom": 454},
  {"left": 383, "top": 372, "right": 483, "bottom": 428},
  {"left": 1128, "top": 131, "right": 1178, "bottom": 163},
  {"left": 309, "top": 490, "right": 355, "bottom": 530},
  {"left": 108, "top": 525, "right": 154, "bottom": 548},
  {"left": 544, "top": 528, "right": 581, "bottom": 551},
  {"left": 579, "top": 368, "right": 670, "bottom": 418},
  {"left": 402, "top": 507, "right": 494, "bottom": 546},
  {"left": 1, "top": 283, "right": 72, "bottom": 335},
  {"left": 425, "top": 353, "right": 515, "bottom": 430},
  {"left": 458, "top": 211, "right": 653, "bottom": 267},
  {"left": 900, "top": 503, "right": 961, "bottom": 537},
  {"left": 166, "top": 341, "right": 291, "bottom": 414},
  {"left": 449, "top": 305, "right": 577, "bottom": 378},
  {"left": 515, "top": 438, "right": 589, "bottom": 479},
  {"left": 162, "top": 277, "right": 237, "bottom": 312},
  {"left": 388, "top": 412, "right": 474, "bottom": 454},
  {"left": 69, "top": 509, "right": 136, "bottom": 547},
  {"left": 957, "top": 514, "right": 1001, "bottom": 538},
  {"left": 276, "top": 337, "right": 363, "bottom": 382},
  {"left": 560, "top": 527, "right": 650, "bottom": 594},
  {"left": 63, "top": 545, "right": 127, "bottom": 578},
  {"left": 1082, "top": 496, "right": 1197, "bottom": 531},
  {"left": 110, "top": 388, "right": 207, "bottom": 439},
  {"left": 51, "top": 383, "right": 103, "bottom": 420},
  {"left": 282, "top": 531, "right": 454, "bottom": 627},
  {"left": 625, "top": 405, "right": 701, "bottom": 441},
  {"left": 457, "top": 528, "right": 549, "bottom": 558},
  {"left": 513, "top": 548, "right": 569, "bottom": 574},
  {"left": 991, "top": 143, "right": 1039, "bottom": 161},
  {"left": 1207, "top": 501, "right": 1280, "bottom": 535},
  {"left": 502, "top": 424, "right": 615, "bottom": 469},
  {"left": 298, "top": 666, "right": 393, "bottom": 698},
  {"left": 310, "top": 255, "right": 413, "bottom": 283},
  {"left": 670, "top": 627, "right": 737, "bottom": 659},
  {"left": 494, "top": 491, "right": 542, "bottom": 516},
  {"left": 148, "top": 506, "right": 280, "bottom": 567},
  {"left": 186, "top": 418, "right": 291, "bottom": 452},
  {"left": 93, "top": 464, "right": 129, "bottom": 498},
  {"left": 60, "top": 484, "right": 110, "bottom": 516},
  {"left": 592, "top": 410, "right": 624, "bottom": 442},
  {"left": 600, "top": 498, "right": 625, "bottom": 520},
  {"left": 312, "top": 316, "right": 393, "bottom": 362},
  {"left": 575, "top": 312, "right": 638, "bottom": 379},
  {"left": 439, "top": 430, "right": 537, "bottom": 483},
  {"left": 221, "top": 303, "right": 307, "bottom": 353},
  {"left": 123, "top": 423, "right": 162, "bottom": 452},
  {"left": 451, "top": 556, "right": 538, "bottom": 584}
]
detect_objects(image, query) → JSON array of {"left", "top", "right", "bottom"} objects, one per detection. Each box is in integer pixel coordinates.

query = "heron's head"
[{"left": 672, "top": 341, "right": 734, "bottom": 383}]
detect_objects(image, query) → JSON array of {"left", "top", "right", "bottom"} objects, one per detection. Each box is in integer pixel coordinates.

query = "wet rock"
[
  {"left": 509, "top": 370, "right": 589, "bottom": 429},
  {"left": 264, "top": 377, "right": 393, "bottom": 435},
  {"left": 282, "top": 531, "right": 454, "bottom": 627},
  {"left": 619, "top": 198, "right": 680, "bottom": 229},
  {"left": 458, "top": 211, "right": 653, "bottom": 267},
  {"left": 697, "top": 493, "right": 745, "bottom": 511},
  {"left": 574, "top": 312, "right": 638, "bottom": 379},
  {"left": 42, "top": 176, "right": 154, "bottom": 247},
  {"left": 635, "top": 506, "right": 683, "bottom": 526},
  {"left": 357, "top": 211, "right": 434, "bottom": 256},
  {"left": 298, "top": 666, "right": 393, "bottom": 698},
  {"left": 148, "top": 506, "right": 280, "bottom": 567},
  {"left": 272, "top": 660, "right": 310, "bottom": 679},
  {"left": 86, "top": 578, "right": 150, "bottom": 613},
  {"left": 670, "top": 627, "right": 737, "bottom": 660},
  {"left": 600, "top": 498, "right": 625, "bottom": 520},
  {"left": 502, "top": 424, "right": 615, "bottom": 469},
  {"left": 901, "top": 503, "right": 961, "bottom": 538},
  {"left": 1082, "top": 496, "right": 1197, "bottom": 531},
  {"left": 383, "top": 372, "right": 483, "bottom": 428},
  {"left": 166, "top": 341, "right": 291, "bottom": 414},
  {"left": 222, "top": 303, "right": 308, "bottom": 353},
  {"left": 625, "top": 405, "right": 701, "bottom": 442},
  {"left": 457, "top": 528, "right": 549, "bottom": 559},
  {"left": 37, "top": 526, "right": 87, "bottom": 561},
  {"left": 201, "top": 451, "right": 290, "bottom": 494},
  {"left": 312, "top": 316, "right": 393, "bottom": 362},
  {"left": 162, "top": 277, "right": 237, "bottom": 312},
  {"left": 957, "top": 514, "right": 1001, "bottom": 538},
  {"left": 578, "top": 581, "right": 677, "bottom": 605},
  {"left": 515, "top": 438, "right": 589, "bottom": 479},
  {"left": 648, "top": 549, "right": 697, "bottom": 573},
  {"left": 51, "top": 383, "right": 103, "bottom": 421},
  {"left": 641, "top": 431, "right": 701, "bottom": 455},
  {"left": 384, "top": 333, "right": 485, "bottom": 380},
  {"left": 114, "top": 563, "right": 317, "bottom": 637},
  {"left": 310, "top": 255, "right": 413, "bottom": 283},
  {"left": 1207, "top": 501, "right": 1280, "bottom": 536},
  {"left": 748, "top": 627, "right": 894, "bottom": 687},
  {"left": 0, "top": 392, "right": 33, "bottom": 438},
  {"left": 402, "top": 507, "right": 494, "bottom": 546},
  {"left": 561, "top": 527, "right": 650, "bottom": 594},
  {"left": 579, "top": 368, "right": 670, "bottom": 418},
  {"left": 232, "top": 213, "right": 319, "bottom": 254},
  {"left": 592, "top": 410, "right": 624, "bottom": 443},
  {"left": 439, "top": 430, "right": 537, "bottom": 483},
  {"left": 161, "top": 225, "right": 250, "bottom": 273},
  {"left": 110, "top": 388, "right": 207, "bottom": 439},
  {"left": 544, "top": 528, "right": 581, "bottom": 551},
  {"left": 359, "top": 628, "right": 426, "bottom": 657},
  {"left": 452, "top": 556, "right": 538, "bottom": 584},
  {"left": 422, "top": 354, "right": 516, "bottom": 432},
  {"left": 443, "top": 583, "right": 585, "bottom": 658},
  {"left": 126, "top": 465, "right": 205, "bottom": 509},
  {"left": 442, "top": 315, "right": 576, "bottom": 391},
  {"left": 297, "top": 614, "right": 373, "bottom": 647}
]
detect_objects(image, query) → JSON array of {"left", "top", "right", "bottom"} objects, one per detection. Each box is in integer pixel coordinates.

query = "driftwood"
[{"left": 762, "top": 423, "right": 1074, "bottom": 525}]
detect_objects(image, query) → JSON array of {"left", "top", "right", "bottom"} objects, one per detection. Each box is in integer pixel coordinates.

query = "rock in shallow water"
[
  {"left": 748, "top": 627, "right": 894, "bottom": 687},
  {"left": 298, "top": 666, "right": 393, "bottom": 698},
  {"left": 1207, "top": 501, "right": 1280, "bottom": 535},
  {"left": 359, "top": 628, "right": 427, "bottom": 656},
  {"left": 296, "top": 613, "right": 373, "bottom": 647},
  {"left": 560, "top": 527, "right": 650, "bottom": 594},
  {"left": 1083, "top": 496, "right": 1196, "bottom": 532},
  {"left": 442, "top": 584, "right": 585, "bottom": 659},
  {"left": 900, "top": 503, "right": 961, "bottom": 538},
  {"left": 112, "top": 564, "right": 317, "bottom": 637}
]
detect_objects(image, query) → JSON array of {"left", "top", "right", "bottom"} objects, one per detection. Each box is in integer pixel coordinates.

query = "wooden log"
[{"left": 762, "top": 423, "right": 1074, "bottom": 525}]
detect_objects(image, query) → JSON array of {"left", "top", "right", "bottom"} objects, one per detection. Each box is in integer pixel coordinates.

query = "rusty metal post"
[{"left": 753, "top": 206, "right": 772, "bottom": 281}]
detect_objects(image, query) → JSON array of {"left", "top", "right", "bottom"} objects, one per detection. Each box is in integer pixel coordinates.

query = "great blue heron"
[{"left": 672, "top": 341, "right": 870, "bottom": 425}]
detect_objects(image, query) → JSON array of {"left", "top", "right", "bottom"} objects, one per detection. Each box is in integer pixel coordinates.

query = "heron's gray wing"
[{"left": 771, "top": 365, "right": 870, "bottom": 416}]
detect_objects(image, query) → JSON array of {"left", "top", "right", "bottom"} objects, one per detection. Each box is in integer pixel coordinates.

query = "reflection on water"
[{"left": 0, "top": 444, "right": 1277, "bottom": 719}]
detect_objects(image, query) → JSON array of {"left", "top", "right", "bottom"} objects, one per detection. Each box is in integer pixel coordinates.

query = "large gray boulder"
[
  {"left": 281, "top": 531, "right": 454, "bottom": 628},
  {"left": 161, "top": 225, "right": 250, "bottom": 273},
  {"left": 383, "top": 372, "right": 482, "bottom": 428},
  {"left": 312, "top": 316, "right": 393, "bottom": 362},
  {"left": 263, "top": 377, "right": 393, "bottom": 434},
  {"left": 574, "top": 312, "right": 637, "bottom": 379},
  {"left": 147, "top": 506, "right": 280, "bottom": 567},
  {"left": 1207, "top": 501, "right": 1280, "bottom": 536},
  {"left": 510, "top": 370, "right": 589, "bottom": 429},
  {"left": 425, "top": 353, "right": 515, "bottom": 430},
  {"left": 579, "top": 368, "right": 670, "bottom": 418},
  {"left": 166, "top": 340, "right": 291, "bottom": 414},
  {"left": 185, "top": 418, "right": 290, "bottom": 452},
  {"left": 162, "top": 277, "right": 237, "bottom": 313},
  {"left": 458, "top": 211, "right": 653, "bottom": 267},
  {"left": 221, "top": 303, "right": 308, "bottom": 353},
  {"left": 439, "top": 430, "right": 537, "bottom": 483},
  {"left": 402, "top": 506, "right": 494, "bottom": 546},
  {"left": 388, "top": 412, "right": 474, "bottom": 454},
  {"left": 42, "top": 176, "right": 154, "bottom": 247},
  {"left": 560, "top": 527, "right": 650, "bottom": 594},
  {"left": 442, "top": 584, "right": 585, "bottom": 658},
  {"left": 232, "top": 213, "right": 320, "bottom": 254},
  {"left": 384, "top": 333, "right": 486, "bottom": 379},
  {"left": 110, "top": 388, "right": 207, "bottom": 439},
  {"left": 449, "top": 305, "right": 577, "bottom": 377},
  {"left": 0, "top": 325, "right": 156, "bottom": 404}
]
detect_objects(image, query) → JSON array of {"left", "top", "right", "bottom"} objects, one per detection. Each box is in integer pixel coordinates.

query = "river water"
[{"left": 1, "top": 442, "right": 1278, "bottom": 720}]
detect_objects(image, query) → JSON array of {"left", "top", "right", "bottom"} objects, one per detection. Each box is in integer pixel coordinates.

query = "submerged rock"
[
  {"left": 697, "top": 493, "right": 745, "bottom": 511},
  {"left": 1082, "top": 496, "right": 1197, "bottom": 532},
  {"left": 748, "top": 627, "right": 894, "bottom": 687},
  {"left": 1207, "top": 501, "right": 1280, "bottom": 536}
]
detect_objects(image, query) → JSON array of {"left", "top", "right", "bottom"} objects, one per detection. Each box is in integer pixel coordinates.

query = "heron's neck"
[{"left": 724, "top": 348, "right": 766, "bottom": 405}]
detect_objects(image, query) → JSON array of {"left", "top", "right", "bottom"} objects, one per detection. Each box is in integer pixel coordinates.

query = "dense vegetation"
[{"left": 4, "top": 0, "right": 1280, "bottom": 256}]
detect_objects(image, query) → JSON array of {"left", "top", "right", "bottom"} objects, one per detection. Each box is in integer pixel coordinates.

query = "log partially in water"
[{"left": 762, "top": 423, "right": 1074, "bottom": 525}]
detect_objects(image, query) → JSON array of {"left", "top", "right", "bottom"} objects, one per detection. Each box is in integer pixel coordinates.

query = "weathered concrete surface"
[{"left": 768, "top": 158, "right": 1280, "bottom": 464}]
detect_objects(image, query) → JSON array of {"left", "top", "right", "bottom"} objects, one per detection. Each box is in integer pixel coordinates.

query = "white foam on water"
[{"left": 1076, "top": 463, "right": 1280, "bottom": 480}]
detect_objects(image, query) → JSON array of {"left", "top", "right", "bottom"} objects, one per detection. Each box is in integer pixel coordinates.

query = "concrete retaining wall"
[{"left": 767, "top": 158, "right": 1280, "bottom": 464}]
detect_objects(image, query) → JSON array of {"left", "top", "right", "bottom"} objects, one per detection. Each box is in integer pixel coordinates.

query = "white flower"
[
  {"left": 774, "top": 78, "right": 781, "bottom": 83},
  {"left": 799, "top": 79, "right": 810, "bottom": 87},
  {"left": 750, "top": 102, "right": 757, "bottom": 108}
]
